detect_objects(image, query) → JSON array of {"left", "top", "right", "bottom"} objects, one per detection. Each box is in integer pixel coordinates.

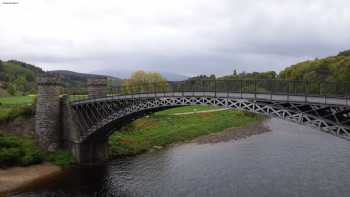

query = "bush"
[
  {"left": 0, "top": 133, "right": 44, "bottom": 167},
  {"left": 0, "top": 147, "right": 23, "bottom": 166},
  {"left": 0, "top": 104, "right": 33, "bottom": 123},
  {"left": 0, "top": 133, "right": 75, "bottom": 168},
  {"left": 47, "top": 150, "right": 74, "bottom": 167}
]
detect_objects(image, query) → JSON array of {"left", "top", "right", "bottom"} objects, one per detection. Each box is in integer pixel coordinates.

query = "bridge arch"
[
  {"left": 35, "top": 75, "right": 350, "bottom": 164},
  {"left": 66, "top": 95, "right": 350, "bottom": 164}
]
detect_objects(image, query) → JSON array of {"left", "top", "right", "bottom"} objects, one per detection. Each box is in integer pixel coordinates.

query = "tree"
[
  {"left": 122, "top": 70, "right": 168, "bottom": 93},
  {"left": 0, "top": 60, "right": 3, "bottom": 72},
  {"left": 338, "top": 49, "right": 350, "bottom": 57},
  {"left": 0, "top": 60, "right": 5, "bottom": 81}
]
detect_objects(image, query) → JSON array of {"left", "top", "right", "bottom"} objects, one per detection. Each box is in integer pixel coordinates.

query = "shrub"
[
  {"left": 0, "top": 147, "right": 23, "bottom": 166},
  {"left": 0, "top": 133, "right": 44, "bottom": 167},
  {"left": 0, "top": 104, "right": 33, "bottom": 123},
  {"left": 47, "top": 150, "right": 74, "bottom": 167}
]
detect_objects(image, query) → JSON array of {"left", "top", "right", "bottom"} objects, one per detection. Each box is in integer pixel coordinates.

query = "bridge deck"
[{"left": 72, "top": 92, "right": 350, "bottom": 107}]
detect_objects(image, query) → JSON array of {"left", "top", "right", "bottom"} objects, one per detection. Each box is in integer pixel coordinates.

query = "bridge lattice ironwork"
[{"left": 63, "top": 79, "right": 350, "bottom": 143}]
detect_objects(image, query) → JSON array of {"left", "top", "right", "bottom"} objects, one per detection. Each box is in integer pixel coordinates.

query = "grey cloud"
[{"left": 0, "top": 0, "right": 349, "bottom": 76}]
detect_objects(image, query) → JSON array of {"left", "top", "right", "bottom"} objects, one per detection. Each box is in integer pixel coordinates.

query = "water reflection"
[{"left": 11, "top": 119, "right": 350, "bottom": 197}]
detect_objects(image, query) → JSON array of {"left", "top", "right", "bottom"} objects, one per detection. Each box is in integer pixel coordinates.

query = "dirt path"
[
  {"left": 0, "top": 163, "right": 62, "bottom": 196},
  {"left": 173, "top": 108, "right": 229, "bottom": 115}
]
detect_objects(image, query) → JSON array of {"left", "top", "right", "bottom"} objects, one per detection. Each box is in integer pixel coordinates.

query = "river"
[{"left": 10, "top": 118, "right": 350, "bottom": 197}]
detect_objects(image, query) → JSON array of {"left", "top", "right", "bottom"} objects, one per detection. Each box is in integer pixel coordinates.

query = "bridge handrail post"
[
  {"left": 270, "top": 80, "right": 272, "bottom": 101},
  {"left": 200, "top": 80, "right": 203, "bottom": 97},
  {"left": 346, "top": 82, "right": 349, "bottom": 105},
  {"left": 240, "top": 80, "right": 243, "bottom": 99},
  {"left": 226, "top": 80, "right": 229, "bottom": 98},
  {"left": 304, "top": 81, "right": 307, "bottom": 103},
  {"left": 323, "top": 82, "right": 327, "bottom": 104},
  {"left": 153, "top": 83, "right": 157, "bottom": 98},
  {"left": 214, "top": 79, "right": 217, "bottom": 97},
  {"left": 287, "top": 80, "right": 290, "bottom": 101},
  {"left": 182, "top": 81, "right": 184, "bottom": 97},
  {"left": 254, "top": 80, "right": 257, "bottom": 100}
]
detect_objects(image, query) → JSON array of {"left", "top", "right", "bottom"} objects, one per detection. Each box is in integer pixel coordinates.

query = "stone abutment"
[{"left": 35, "top": 74, "right": 109, "bottom": 164}]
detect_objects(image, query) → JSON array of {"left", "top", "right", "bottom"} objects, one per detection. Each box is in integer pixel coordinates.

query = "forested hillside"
[
  {"left": 0, "top": 60, "right": 122, "bottom": 96},
  {"left": 0, "top": 60, "right": 44, "bottom": 96},
  {"left": 219, "top": 50, "right": 350, "bottom": 82},
  {"left": 279, "top": 50, "right": 350, "bottom": 81},
  {"left": 48, "top": 70, "right": 122, "bottom": 88},
  {"left": 219, "top": 71, "right": 277, "bottom": 80}
]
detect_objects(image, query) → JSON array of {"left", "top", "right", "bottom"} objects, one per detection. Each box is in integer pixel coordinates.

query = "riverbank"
[
  {"left": 0, "top": 105, "right": 265, "bottom": 195},
  {"left": 193, "top": 121, "right": 271, "bottom": 144},
  {"left": 109, "top": 105, "right": 266, "bottom": 157},
  {"left": 0, "top": 163, "right": 62, "bottom": 196},
  {"left": 0, "top": 132, "right": 72, "bottom": 196}
]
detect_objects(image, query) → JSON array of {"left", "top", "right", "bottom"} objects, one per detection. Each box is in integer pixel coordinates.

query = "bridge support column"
[
  {"left": 70, "top": 139, "right": 109, "bottom": 164},
  {"left": 35, "top": 74, "right": 63, "bottom": 152},
  {"left": 87, "top": 77, "right": 107, "bottom": 99}
]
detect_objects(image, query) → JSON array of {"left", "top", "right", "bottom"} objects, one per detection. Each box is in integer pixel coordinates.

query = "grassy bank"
[
  {"left": 109, "top": 105, "right": 264, "bottom": 157},
  {"left": 0, "top": 95, "right": 74, "bottom": 168},
  {"left": 0, "top": 132, "right": 73, "bottom": 168}
]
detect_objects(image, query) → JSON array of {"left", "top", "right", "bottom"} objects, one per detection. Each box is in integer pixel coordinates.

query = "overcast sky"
[{"left": 0, "top": 0, "right": 349, "bottom": 76}]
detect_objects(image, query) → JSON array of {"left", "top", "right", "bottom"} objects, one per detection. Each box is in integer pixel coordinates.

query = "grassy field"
[
  {"left": 0, "top": 96, "right": 36, "bottom": 123},
  {"left": 158, "top": 105, "right": 222, "bottom": 114},
  {"left": 0, "top": 95, "right": 35, "bottom": 106},
  {"left": 109, "top": 105, "right": 264, "bottom": 157}
]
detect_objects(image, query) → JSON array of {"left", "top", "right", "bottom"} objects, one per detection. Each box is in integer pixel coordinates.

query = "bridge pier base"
[
  {"left": 69, "top": 139, "right": 109, "bottom": 164},
  {"left": 35, "top": 74, "right": 63, "bottom": 152}
]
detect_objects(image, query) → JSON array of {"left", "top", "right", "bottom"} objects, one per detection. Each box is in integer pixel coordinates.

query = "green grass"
[
  {"left": 109, "top": 105, "right": 264, "bottom": 157},
  {"left": 157, "top": 105, "right": 222, "bottom": 114},
  {"left": 0, "top": 132, "right": 43, "bottom": 167},
  {"left": 0, "top": 104, "right": 33, "bottom": 123},
  {"left": 0, "top": 132, "right": 74, "bottom": 168},
  {"left": 0, "top": 95, "right": 35, "bottom": 123},
  {"left": 0, "top": 95, "right": 74, "bottom": 168},
  {"left": 0, "top": 95, "right": 35, "bottom": 106},
  {"left": 46, "top": 150, "right": 74, "bottom": 167}
]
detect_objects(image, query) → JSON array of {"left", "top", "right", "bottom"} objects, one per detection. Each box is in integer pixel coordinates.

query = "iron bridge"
[{"left": 67, "top": 80, "right": 350, "bottom": 143}]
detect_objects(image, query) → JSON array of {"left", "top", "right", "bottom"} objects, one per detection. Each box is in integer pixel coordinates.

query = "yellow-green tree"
[{"left": 122, "top": 71, "right": 168, "bottom": 94}]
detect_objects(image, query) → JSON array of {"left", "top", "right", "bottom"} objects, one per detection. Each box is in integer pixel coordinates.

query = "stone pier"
[
  {"left": 61, "top": 77, "right": 110, "bottom": 164},
  {"left": 35, "top": 74, "right": 110, "bottom": 164},
  {"left": 35, "top": 74, "right": 63, "bottom": 152},
  {"left": 87, "top": 77, "right": 108, "bottom": 99}
]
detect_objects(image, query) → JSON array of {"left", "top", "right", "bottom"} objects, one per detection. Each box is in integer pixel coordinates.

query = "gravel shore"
[
  {"left": 193, "top": 121, "right": 271, "bottom": 144},
  {"left": 0, "top": 163, "right": 62, "bottom": 196}
]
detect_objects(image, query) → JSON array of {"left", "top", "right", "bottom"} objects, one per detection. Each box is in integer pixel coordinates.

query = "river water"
[{"left": 11, "top": 118, "right": 350, "bottom": 197}]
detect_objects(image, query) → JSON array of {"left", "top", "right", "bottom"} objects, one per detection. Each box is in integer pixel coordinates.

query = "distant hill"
[
  {"left": 48, "top": 70, "right": 122, "bottom": 88},
  {"left": 92, "top": 69, "right": 189, "bottom": 81},
  {"left": 0, "top": 60, "right": 122, "bottom": 96},
  {"left": 0, "top": 60, "right": 44, "bottom": 96},
  {"left": 161, "top": 72, "right": 189, "bottom": 81},
  {"left": 219, "top": 71, "right": 277, "bottom": 80},
  {"left": 279, "top": 49, "right": 350, "bottom": 81},
  {"left": 219, "top": 49, "right": 350, "bottom": 82}
]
